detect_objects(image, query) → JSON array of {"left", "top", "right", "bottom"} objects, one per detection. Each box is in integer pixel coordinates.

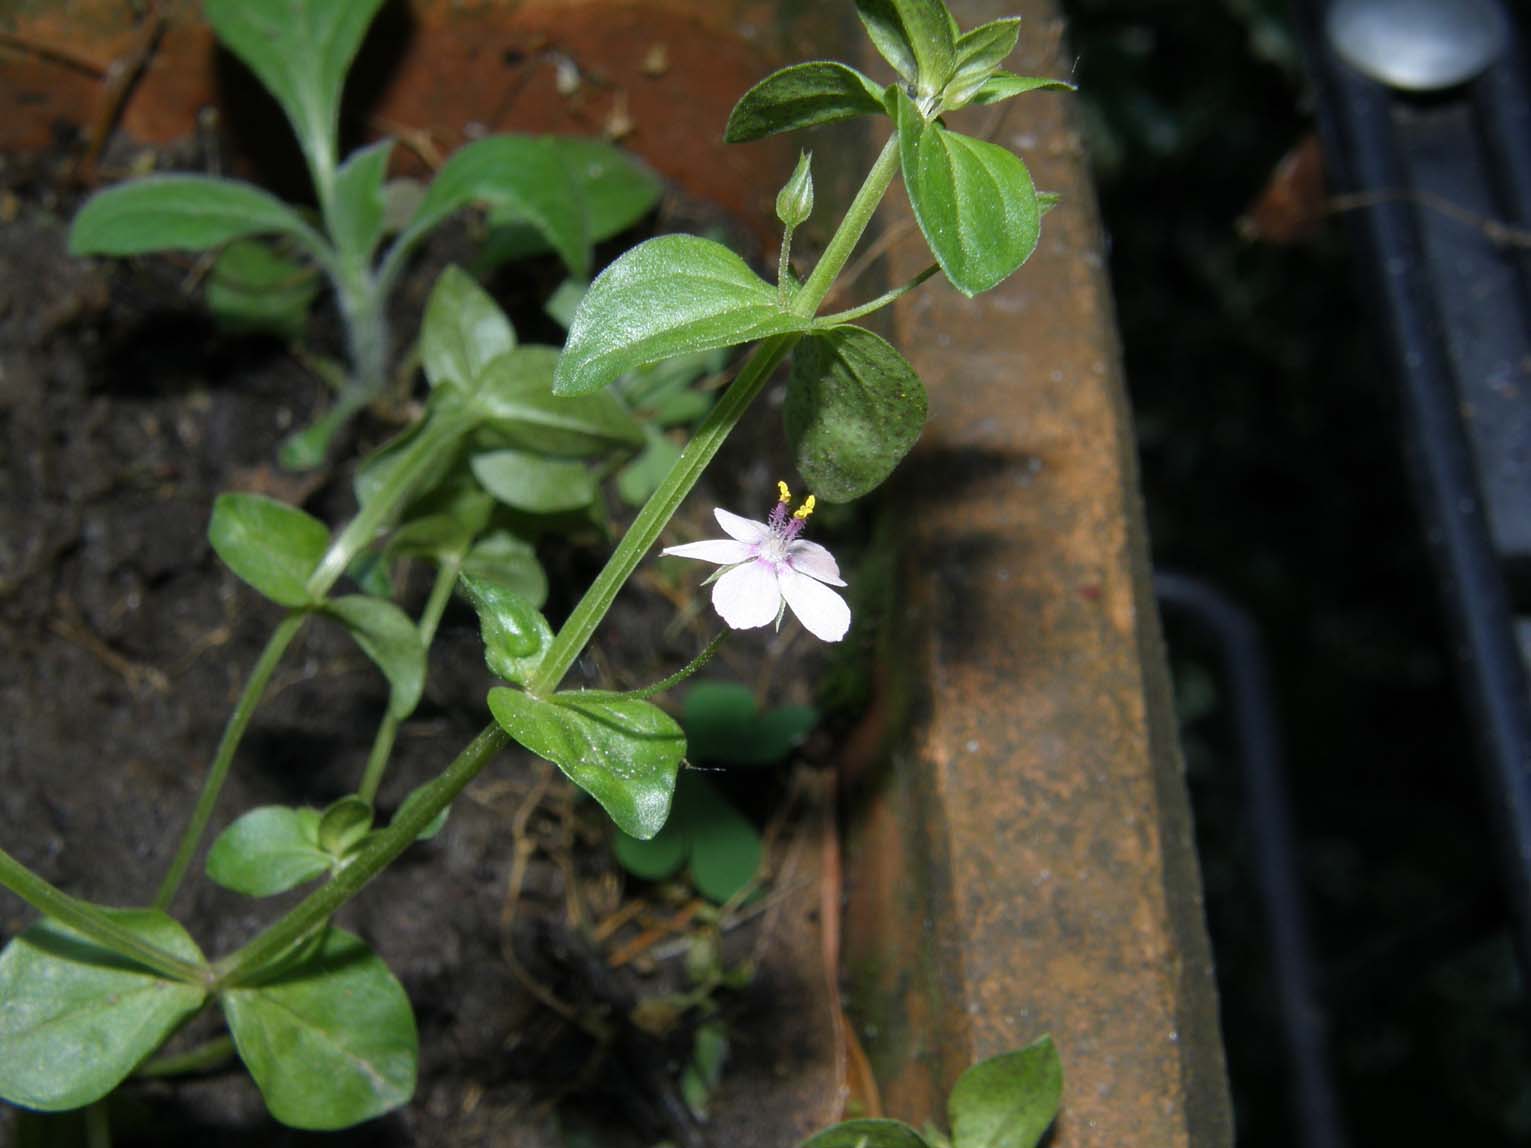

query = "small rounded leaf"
[
  {"left": 318, "top": 796, "right": 375, "bottom": 856},
  {"left": 421, "top": 266, "right": 517, "bottom": 391},
  {"left": 458, "top": 571, "right": 554, "bottom": 686},
  {"left": 208, "top": 493, "right": 331, "bottom": 607},
  {"left": 801, "top": 1118, "right": 930, "bottom": 1148},
  {"left": 207, "top": 806, "right": 330, "bottom": 896},
  {"left": 223, "top": 927, "right": 418, "bottom": 1131},
  {"left": 948, "top": 1035, "right": 1063, "bottom": 1148},
  {"left": 0, "top": 911, "right": 207, "bottom": 1111}
]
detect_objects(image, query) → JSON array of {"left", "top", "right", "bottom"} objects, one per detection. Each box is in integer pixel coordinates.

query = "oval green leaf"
[
  {"left": 458, "top": 572, "right": 554, "bottom": 686},
  {"left": 0, "top": 911, "right": 207, "bottom": 1111},
  {"left": 896, "top": 90, "right": 1040, "bottom": 297},
  {"left": 725, "top": 61, "right": 887, "bottom": 143},
  {"left": 553, "top": 235, "right": 806, "bottom": 396},
  {"left": 406, "top": 136, "right": 589, "bottom": 276},
  {"left": 206, "top": 240, "right": 320, "bottom": 340},
  {"left": 461, "top": 531, "right": 548, "bottom": 611},
  {"left": 488, "top": 687, "right": 686, "bottom": 839},
  {"left": 948, "top": 1035, "right": 1063, "bottom": 1148},
  {"left": 787, "top": 325, "right": 927, "bottom": 502},
  {"left": 223, "top": 927, "right": 417, "bottom": 1131},
  {"left": 471, "top": 449, "right": 597, "bottom": 513},
  {"left": 323, "top": 596, "right": 427, "bottom": 719},
  {"left": 207, "top": 805, "right": 330, "bottom": 896},
  {"left": 70, "top": 176, "right": 316, "bottom": 256},
  {"left": 208, "top": 492, "right": 331, "bottom": 607},
  {"left": 801, "top": 1118, "right": 930, "bottom": 1148},
  {"left": 420, "top": 265, "right": 517, "bottom": 391},
  {"left": 547, "top": 136, "right": 663, "bottom": 242},
  {"left": 476, "top": 346, "right": 644, "bottom": 455}
]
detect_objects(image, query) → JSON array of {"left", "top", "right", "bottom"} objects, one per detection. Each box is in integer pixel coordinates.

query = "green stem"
[
  {"left": 573, "top": 632, "right": 726, "bottom": 702},
  {"left": 777, "top": 223, "right": 796, "bottom": 307},
  {"left": 214, "top": 723, "right": 509, "bottom": 987},
  {"left": 817, "top": 263, "right": 940, "bottom": 327},
  {"left": 526, "top": 334, "right": 799, "bottom": 696},
  {"left": 305, "top": 410, "right": 470, "bottom": 598},
  {"left": 357, "top": 556, "right": 461, "bottom": 804},
  {"left": 525, "top": 130, "right": 905, "bottom": 696},
  {"left": 136, "top": 1035, "right": 236, "bottom": 1079},
  {"left": 0, "top": 848, "right": 207, "bottom": 984},
  {"left": 153, "top": 611, "right": 307, "bottom": 911},
  {"left": 793, "top": 132, "right": 903, "bottom": 317},
  {"left": 157, "top": 412, "right": 473, "bottom": 909}
]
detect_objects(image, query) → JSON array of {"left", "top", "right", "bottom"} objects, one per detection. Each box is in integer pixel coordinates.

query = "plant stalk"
[
  {"left": 135, "top": 1035, "right": 236, "bottom": 1079},
  {"left": 526, "top": 130, "right": 906, "bottom": 695},
  {"left": 214, "top": 723, "right": 509, "bottom": 986},
  {"left": 153, "top": 611, "right": 306, "bottom": 910},
  {"left": 357, "top": 555, "right": 461, "bottom": 803},
  {"left": 0, "top": 848, "right": 207, "bottom": 984}
]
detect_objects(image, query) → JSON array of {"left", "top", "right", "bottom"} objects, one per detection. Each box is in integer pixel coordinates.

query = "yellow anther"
[
  {"left": 777, "top": 480, "right": 792, "bottom": 504},
  {"left": 793, "top": 494, "right": 816, "bottom": 520}
]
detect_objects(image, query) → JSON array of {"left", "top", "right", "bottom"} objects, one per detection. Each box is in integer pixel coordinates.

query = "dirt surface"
[{"left": 0, "top": 143, "right": 845, "bottom": 1146}]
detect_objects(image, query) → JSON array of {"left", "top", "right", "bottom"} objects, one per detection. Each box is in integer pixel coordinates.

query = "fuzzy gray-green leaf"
[
  {"left": 70, "top": 177, "right": 315, "bottom": 256},
  {"left": 331, "top": 140, "right": 393, "bottom": 263}
]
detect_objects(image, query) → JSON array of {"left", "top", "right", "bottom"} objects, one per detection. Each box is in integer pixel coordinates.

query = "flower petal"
[
  {"left": 786, "top": 540, "right": 845, "bottom": 586},
  {"left": 661, "top": 539, "right": 755, "bottom": 566},
  {"left": 779, "top": 567, "right": 851, "bottom": 642},
  {"left": 711, "top": 561, "right": 783, "bottom": 630},
  {"left": 713, "top": 508, "right": 771, "bottom": 544}
]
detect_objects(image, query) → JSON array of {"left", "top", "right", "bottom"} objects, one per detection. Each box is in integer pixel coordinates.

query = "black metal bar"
[
  {"left": 1156, "top": 571, "right": 1348, "bottom": 1148},
  {"left": 1287, "top": 0, "right": 1531, "bottom": 979}
]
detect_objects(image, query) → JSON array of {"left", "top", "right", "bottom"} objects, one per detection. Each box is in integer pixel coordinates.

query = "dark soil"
[{"left": 0, "top": 141, "right": 848, "bottom": 1147}]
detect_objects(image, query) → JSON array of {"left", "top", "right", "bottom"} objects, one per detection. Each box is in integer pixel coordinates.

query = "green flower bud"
[{"left": 775, "top": 150, "right": 815, "bottom": 229}]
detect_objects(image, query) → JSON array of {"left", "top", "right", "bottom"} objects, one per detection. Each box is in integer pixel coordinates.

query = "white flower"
[{"left": 662, "top": 483, "right": 851, "bottom": 643}]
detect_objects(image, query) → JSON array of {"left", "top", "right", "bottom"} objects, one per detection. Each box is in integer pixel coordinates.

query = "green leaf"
[
  {"left": 420, "top": 265, "right": 517, "bottom": 391},
  {"left": 724, "top": 62, "right": 887, "bottom": 143},
  {"left": 856, "top": 0, "right": 956, "bottom": 91},
  {"left": 787, "top": 325, "right": 927, "bottom": 502},
  {"left": 208, "top": 492, "right": 331, "bottom": 607},
  {"left": 318, "top": 796, "right": 374, "bottom": 856},
  {"left": 488, "top": 687, "right": 685, "bottom": 839},
  {"left": 944, "top": 18, "right": 1021, "bottom": 105},
  {"left": 801, "top": 1119, "right": 931, "bottom": 1148},
  {"left": 969, "top": 71, "right": 1077, "bottom": 105},
  {"left": 204, "top": 0, "right": 384, "bottom": 168},
  {"left": 0, "top": 912, "right": 207, "bottom": 1111},
  {"left": 895, "top": 90, "right": 1040, "bottom": 297},
  {"left": 545, "top": 277, "right": 587, "bottom": 329},
  {"left": 555, "top": 235, "right": 805, "bottom": 396},
  {"left": 461, "top": 531, "right": 548, "bottom": 610},
  {"left": 948, "top": 1036, "right": 1062, "bottom": 1148},
  {"left": 323, "top": 596, "right": 427, "bottom": 719},
  {"left": 683, "top": 682, "right": 817, "bottom": 766},
  {"left": 617, "top": 425, "right": 683, "bottom": 507},
  {"left": 682, "top": 1019, "right": 729, "bottom": 1118},
  {"left": 548, "top": 136, "right": 662, "bottom": 242},
  {"left": 330, "top": 139, "right": 393, "bottom": 262},
  {"left": 613, "top": 771, "right": 760, "bottom": 902},
  {"left": 205, "top": 240, "right": 319, "bottom": 340},
  {"left": 458, "top": 572, "right": 554, "bottom": 686},
  {"left": 476, "top": 346, "right": 644, "bottom": 455},
  {"left": 69, "top": 176, "right": 315, "bottom": 256},
  {"left": 353, "top": 414, "right": 464, "bottom": 511},
  {"left": 207, "top": 806, "right": 330, "bottom": 896},
  {"left": 408, "top": 136, "right": 589, "bottom": 276},
  {"left": 222, "top": 927, "right": 417, "bottom": 1131},
  {"left": 471, "top": 449, "right": 597, "bottom": 513}
]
